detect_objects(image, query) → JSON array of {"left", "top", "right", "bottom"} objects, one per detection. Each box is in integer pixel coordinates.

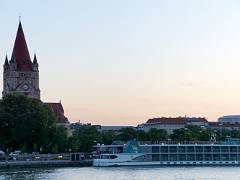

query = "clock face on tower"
[{"left": 22, "top": 84, "right": 29, "bottom": 91}]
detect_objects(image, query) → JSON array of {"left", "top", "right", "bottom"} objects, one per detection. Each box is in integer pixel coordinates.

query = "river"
[{"left": 0, "top": 166, "right": 239, "bottom": 180}]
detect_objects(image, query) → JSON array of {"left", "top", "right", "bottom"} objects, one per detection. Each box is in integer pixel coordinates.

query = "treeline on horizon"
[{"left": 1, "top": 94, "right": 240, "bottom": 153}]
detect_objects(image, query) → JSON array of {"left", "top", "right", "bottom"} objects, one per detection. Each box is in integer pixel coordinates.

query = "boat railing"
[{"left": 138, "top": 141, "right": 221, "bottom": 145}]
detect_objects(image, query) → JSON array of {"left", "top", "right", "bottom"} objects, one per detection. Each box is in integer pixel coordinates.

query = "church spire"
[
  {"left": 33, "top": 53, "right": 38, "bottom": 64},
  {"left": 10, "top": 54, "right": 16, "bottom": 63},
  {"left": 3, "top": 20, "right": 40, "bottom": 100},
  {"left": 4, "top": 55, "right": 9, "bottom": 71},
  {"left": 4, "top": 55, "right": 8, "bottom": 66},
  {"left": 11, "top": 21, "right": 32, "bottom": 71},
  {"left": 32, "top": 53, "right": 38, "bottom": 72}
]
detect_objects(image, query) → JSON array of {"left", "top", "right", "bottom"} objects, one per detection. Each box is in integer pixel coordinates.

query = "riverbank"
[{"left": 0, "top": 160, "right": 92, "bottom": 169}]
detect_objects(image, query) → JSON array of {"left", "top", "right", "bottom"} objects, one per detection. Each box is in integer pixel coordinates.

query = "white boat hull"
[{"left": 93, "top": 159, "right": 240, "bottom": 167}]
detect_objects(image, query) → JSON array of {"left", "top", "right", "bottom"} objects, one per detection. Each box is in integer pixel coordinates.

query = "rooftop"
[
  {"left": 11, "top": 21, "right": 33, "bottom": 71},
  {"left": 146, "top": 117, "right": 208, "bottom": 125}
]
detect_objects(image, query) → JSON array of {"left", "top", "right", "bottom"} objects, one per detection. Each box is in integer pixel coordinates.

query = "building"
[
  {"left": 208, "top": 122, "right": 240, "bottom": 130},
  {"left": 45, "top": 102, "right": 69, "bottom": 124},
  {"left": 138, "top": 117, "right": 208, "bottom": 134},
  {"left": 218, "top": 115, "right": 240, "bottom": 124},
  {"left": 207, "top": 115, "right": 240, "bottom": 130},
  {"left": 99, "top": 126, "right": 134, "bottom": 134},
  {"left": 69, "top": 121, "right": 134, "bottom": 135},
  {"left": 3, "top": 21, "right": 69, "bottom": 124},
  {"left": 3, "top": 21, "right": 40, "bottom": 99}
]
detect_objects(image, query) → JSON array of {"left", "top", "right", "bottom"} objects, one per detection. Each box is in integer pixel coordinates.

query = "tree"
[
  {"left": 71, "top": 125, "right": 102, "bottom": 152},
  {"left": 147, "top": 128, "right": 168, "bottom": 141},
  {"left": 48, "top": 126, "right": 68, "bottom": 153},
  {"left": 170, "top": 128, "right": 192, "bottom": 141},
  {"left": 170, "top": 126, "right": 212, "bottom": 142},
  {"left": 116, "top": 128, "right": 137, "bottom": 141},
  {"left": 136, "top": 130, "right": 149, "bottom": 141},
  {"left": 0, "top": 93, "right": 68, "bottom": 153},
  {"left": 196, "top": 129, "right": 212, "bottom": 141},
  {"left": 102, "top": 130, "right": 116, "bottom": 145},
  {"left": 215, "top": 129, "right": 232, "bottom": 141}
]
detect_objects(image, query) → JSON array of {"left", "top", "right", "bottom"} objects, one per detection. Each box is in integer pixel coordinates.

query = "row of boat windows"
[
  {"left": 133, "top": 154, "right": 239, "bottom": 162},
  {"left": 99, "top": 155, "right": 118, "bottom": 159},
  {"left": 99, "top": 147, "right": 123, "bottom": 154},
  {"left": 141, "top": 146, "right": 240, "bottom": 153}
]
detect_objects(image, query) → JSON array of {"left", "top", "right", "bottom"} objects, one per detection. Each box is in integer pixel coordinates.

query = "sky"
[{"left": 1, "top": 0, "right": 240, "bottom": 125}]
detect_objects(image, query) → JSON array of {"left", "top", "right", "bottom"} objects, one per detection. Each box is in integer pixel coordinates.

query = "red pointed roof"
[
  {"left": 11, "top": 21, "right": 32, "bottom": 71},
  {"left": 146, "top": 117, "right": 208, "bottom": 124},
  {"left": 45, "top": 102, "right": 69, "bottom": 124}
]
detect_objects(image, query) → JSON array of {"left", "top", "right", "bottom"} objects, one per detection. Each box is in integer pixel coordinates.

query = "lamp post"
[{"left": 5, "top": 148, "right": 9, "bottom": 163}]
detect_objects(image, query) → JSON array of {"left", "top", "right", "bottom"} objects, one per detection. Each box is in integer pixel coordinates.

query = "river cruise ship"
[{"left": 93, "top": 139, "right": 240, "bottom": 167}]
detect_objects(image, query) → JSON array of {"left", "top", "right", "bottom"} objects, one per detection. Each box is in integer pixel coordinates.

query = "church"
[{"left": 3, "top": 21, "right": 69, "bottom": 124}]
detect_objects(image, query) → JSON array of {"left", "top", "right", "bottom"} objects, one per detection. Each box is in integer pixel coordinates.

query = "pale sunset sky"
[{"left": 1, "top": 0, "right": 240, "bottom": 125}]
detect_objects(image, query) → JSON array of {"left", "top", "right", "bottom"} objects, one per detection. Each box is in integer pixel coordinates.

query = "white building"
[
  {"left": 138, "top": 117, "right": 208, "bottom": 134},
  {"left": 218, "top": 115, "right": 240, "bottom": 124}
]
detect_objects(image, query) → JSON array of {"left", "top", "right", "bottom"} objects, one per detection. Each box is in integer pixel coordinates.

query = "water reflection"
[{"left": 0, "top": 167, "right": 239, "bottom": 180}]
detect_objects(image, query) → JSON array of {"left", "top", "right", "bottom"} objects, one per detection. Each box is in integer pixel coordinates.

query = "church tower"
[{"left": 2, "top": 21, "right": 40, "bottom": 99}]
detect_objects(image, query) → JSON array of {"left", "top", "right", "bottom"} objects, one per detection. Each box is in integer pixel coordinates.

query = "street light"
[{"left": 5, "top": 148, "right": 9, "bottom": 163}]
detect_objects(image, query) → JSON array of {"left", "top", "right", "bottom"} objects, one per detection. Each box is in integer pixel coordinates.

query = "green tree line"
[
  {"left": 0, "top": 94, "right": 67, "bottom": 153},
  {"left": 69, "top": 125, "right": 240, "bottom": 152},
  {"left": 1, "top": 94, "right": 240, "bottom": 153}
]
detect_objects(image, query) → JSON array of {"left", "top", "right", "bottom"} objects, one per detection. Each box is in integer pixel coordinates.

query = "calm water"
[{"left": 0, "top": 166, "right": 240, "bottom": 180}]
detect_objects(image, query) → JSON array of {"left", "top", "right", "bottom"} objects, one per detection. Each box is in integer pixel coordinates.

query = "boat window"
[
  {"left": 100, "top": 155, "right": 109, "bottom": 159},
  {"left": 186, "top": 154, "right": 194, "bottom": 161},
  {"left": 196, "top": 154, "right": 203, "bottom": 161},
  {"left": 118, "top": 147, "right": 123, "bottom": 153},
  {"left": 196, "top": 146, "right": 203, "bottom": 152},
  {"left": 161, "top": 154, "right": 168, "bottom": 161},
  {"left": 169, "top": 146, "right": 177, "bottom": 153},
  {"left": 213, "top": 154, "right": 220, "bottom": 161},
  {"left": 205, "top": 154, "right": 212, "bottom": 161},
  {"left": 161, "top": 146, "right": 168, "bottom": 153},
  {"left": 141, "top": 146, "right": 152, "bottom": 153},
  {"left": 109, "top": 155, "right": 118, "bottom": 159},
  {"left": 221, "top": 154, "right": 229, "bottom": 161},
  {"left": 230, "top": 154, "right": 237, "bottom": 161},
  {"left": 178, "top": 146, "right": 185, "bottom": 153},
  {"left": 152, "top": 154, "right": 160, "bottom": 161},
  {"left": 152, "top": 146, "right": 159, "bottom": 153},
  {"left": 179, "top": 154, "right": 186, "bottom": 161},
  {"left": 213, "top": 146, "right": 220, "bottom": 153},
  {"left": 221, "top": 146, "right": 229, "bottom": 153},
  {"left": 132, "top": 154, "right": 152, "bottom": 162},
  {"left": 230, "top": 146, "right": 237, "bottom": 153},
  {"left": 169, "top": 154, "right": 177, "bottom": 161},
  {"left": 204, "top": 146, "right": 212, "bottom": 153},
  {"left": 100, "top": 146, "right": 123, "bottom": 154},
  {"left": 100, "top": 155, "right": 118, "bottom": 159},
  {"left": 187, "top": 146, "right": 194, "bottom": 153}
]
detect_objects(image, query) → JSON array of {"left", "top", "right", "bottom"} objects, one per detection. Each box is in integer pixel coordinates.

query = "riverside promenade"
[
  {"left": 0, "top": 160, "right": 92, "bottom": 169},
  {"left": 0, "top": 153, "right": 93, "bottom": 169}
]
